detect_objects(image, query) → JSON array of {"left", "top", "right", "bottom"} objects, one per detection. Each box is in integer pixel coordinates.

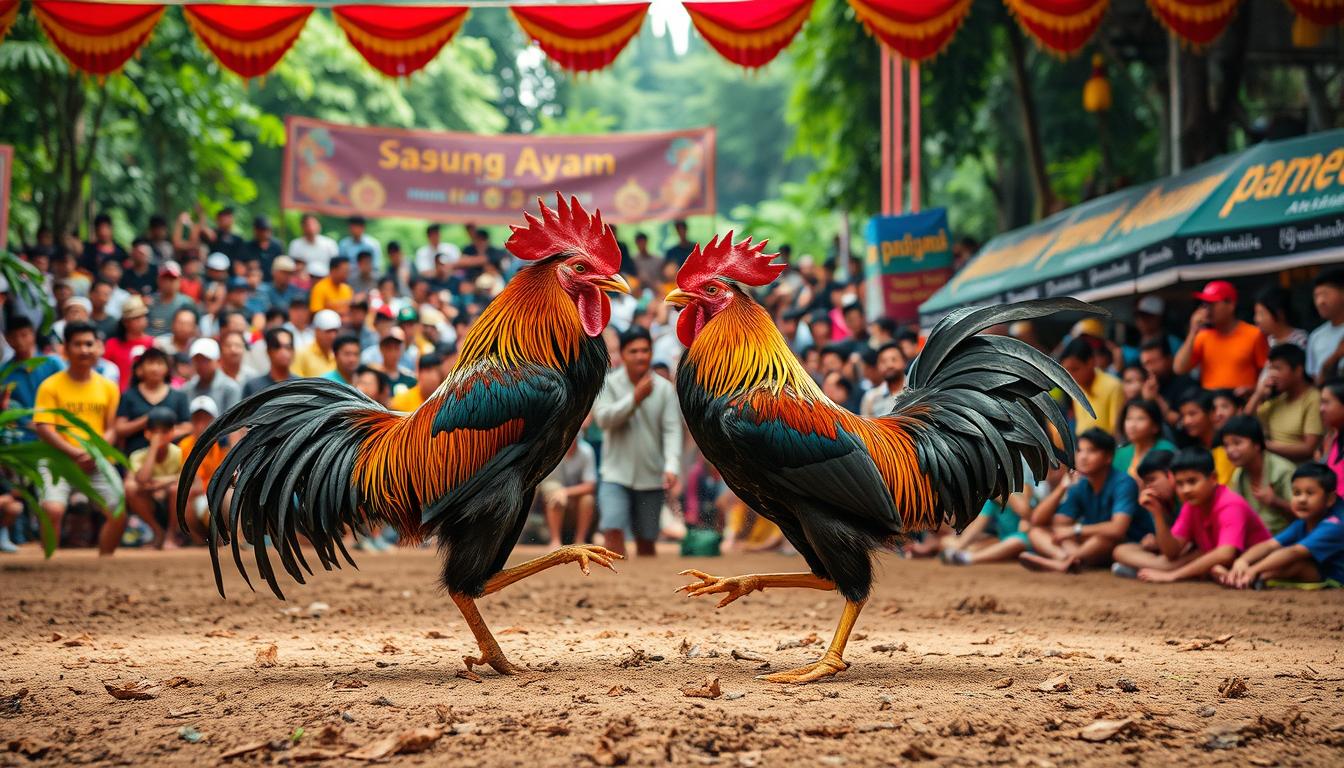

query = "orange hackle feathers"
[
  {"left": 506, "top": 192, "right": 621, "bottom": 274},
  {"left": 455, "top": 264, "right": 583, "bottom": 370},
  {"left": 677, "top": 231, "right": 785, "bottom": 292}
]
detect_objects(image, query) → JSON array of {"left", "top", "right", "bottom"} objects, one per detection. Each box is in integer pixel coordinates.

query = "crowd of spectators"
[{"left": 2, "top": 207, "right": 1343, "bottom": 593}]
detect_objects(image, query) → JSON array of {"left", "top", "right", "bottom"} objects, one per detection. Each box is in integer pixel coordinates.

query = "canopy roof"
[{"left": 921, "top": 128, "right": 1344, "bottom": 319}]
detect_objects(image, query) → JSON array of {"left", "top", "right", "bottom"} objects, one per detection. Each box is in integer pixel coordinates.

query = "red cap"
[
  {"left": 1192, "top": 280, "right": 1236, "bottom": 304},
  {"left": 375, "top": 305, "right": 394, "bottom": 320}
]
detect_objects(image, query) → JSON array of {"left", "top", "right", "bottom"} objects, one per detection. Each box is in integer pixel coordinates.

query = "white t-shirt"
[
  {"left": 288, "top": 235, "right": 339, "bottom": 274},
  {"left": 1307, "top": 320, "right": 1344, "bottom": 379},
  {"left": 414, "top": 242, "right": 460, "bottom": 276},
  {"left": 544, "top": 441, "right": 596, "bottom": 488}
]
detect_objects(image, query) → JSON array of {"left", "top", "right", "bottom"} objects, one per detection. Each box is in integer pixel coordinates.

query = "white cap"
[
  {"left": 189, "top": 337, "right": 220, "bottom": 360},
  {"left": 313, "top": 309, "right": 342, "bottom": 331},
  {"left": 189, "top": 395, "right": 219, "bottom": 418},
  {"left": 1136, "top": 296, "right": 1165, "bottom": 316},
  {"left": 206, "top": 252, "right": 231, "bottom": 271},
  {"left": 65, "top": 296, "right": 93, "bottom": 314}
]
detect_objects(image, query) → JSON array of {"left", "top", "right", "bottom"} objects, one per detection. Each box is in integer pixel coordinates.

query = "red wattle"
[
  {"left": 576, "top": 287, "right": 611, "bottom": 337},
  {"left": 676, "top": 304, "right": 706, "bottom": 347}
]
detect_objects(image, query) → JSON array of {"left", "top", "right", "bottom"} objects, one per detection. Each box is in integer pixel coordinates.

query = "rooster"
[
  {"left": 665, "top": 235, "right": 1098, "bottom": 683},
  {"left": 178, "top": 195, "right": 630, "bottom": 676}
]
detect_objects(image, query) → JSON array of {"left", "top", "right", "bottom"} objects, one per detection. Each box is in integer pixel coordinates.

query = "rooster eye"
[
  {"left": 573, "top": 264, "right": 587, "bottom": 274},
  {"left": 706, "top": 285, "right": 718, "bottom": 295}
]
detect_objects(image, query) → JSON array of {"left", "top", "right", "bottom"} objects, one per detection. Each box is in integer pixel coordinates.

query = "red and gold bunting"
[
  {"left": 684, "top": 0, "right": 814, "bottom": 69},
  {"left": 1003, "top": 0, "right": 1109, "bottom": 56},
  {"left": 846, "top": 0, "right": 972, "bottom": 61},
  {"left": 183, "top": 4, "right": 312, "bottom": 79},
  {"left": 510, "top": 3, "right": 649, "bottom": 72},
  {"left": 33, "top": 0, "right": 164, "bottom": 75},
  {"left": 0, "top": 0, "right": 19, "bottom": 45},
  {"left": 333, "top": 5, "right": 468, "bottom": 77},
  {"left": 1282, "top": 0, "right": 1344, "bottom": 25},
  {"left": 1147, "top": 0, "right": 1241, "bottom": 46}
]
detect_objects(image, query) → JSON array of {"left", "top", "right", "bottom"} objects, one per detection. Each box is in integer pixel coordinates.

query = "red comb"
[
  {"left": 677, "top": 231, "right": 784, "bottom": 291},
  {"left": 506, "top": 193, "right": 620, "bottom": 274}
]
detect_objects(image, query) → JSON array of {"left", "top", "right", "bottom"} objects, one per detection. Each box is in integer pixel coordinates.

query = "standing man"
[
  {"left": 413, "top": 223, "right": 458, "bottom": 278},
  {"left": 293, "top": 309, "right": 342, "bottom": 378},
  {"left": 200, "top": 206, "right": 243, "bottom": 265},
  {"left": 288, "top": 213, "right": 338, "bottom": 276},
  {"left": 243, "top": 327, "right": 296, "bottom": 397},
  {"left": 242, "top": 214, "right": 283, "bottom": 279},
  {"left": 1307, "top": 269, "right": 1344, "bottom": 384},
  {"left": 593, "top": 327, "right": 682, "bottom": 558},
  {"left": 309, "top": 255, "right": 354, "bottom": 316},
  {"left": 632, "top": 232, "right": 662, "bottom": 293},
  {"left": 1175, "top": 280, "right": 1269, "bottom": 396},
  {"left": 338, "top": 215, "right": 383, "bottom": 272},
  {"left": 183, "top": 338, "right": 241, "bottom": 414},
  {"left": 859, "top": 342, "right": 907, "bottom": 417},
  {"left": 33, "top": 323, "right": 122, "bottom": 554},
  {"left": 321, "top": 335, "right": 362, "bottom": 387},
  {"left": 1060, "top": 338, "right": 1124, "bottom": 436},
  {"left": 664, "top": 220, "right": 694, "bottom": 267}
]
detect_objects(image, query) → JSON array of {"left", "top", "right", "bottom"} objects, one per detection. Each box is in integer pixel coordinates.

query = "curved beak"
[
  {"left": 664, "top": 288, "right": 690, "bottom": 307},
  {"left": 593, "top": 274, "right": 631, "bottom": 294}
]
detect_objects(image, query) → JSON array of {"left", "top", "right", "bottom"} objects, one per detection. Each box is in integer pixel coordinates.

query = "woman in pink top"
[
  {"left": 1133, "top": 448, "right": 1271, "bottom": 583},
  {"left": 1321, "top": 381, "right": 1344, "bottom": 492}
]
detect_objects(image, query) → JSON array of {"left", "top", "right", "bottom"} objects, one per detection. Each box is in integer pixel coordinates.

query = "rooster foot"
[
  {"left": 555, "top": 544, "right": 623, "bottom": 575},
  {"left": 463, "top": 649, "right": 523, "bottom": 677},
  {"left": 756, "top": 652, "right": 849, "bottom": 684},
  {"left": 676, "top": 570, "right": 761, "bottom": 608}
]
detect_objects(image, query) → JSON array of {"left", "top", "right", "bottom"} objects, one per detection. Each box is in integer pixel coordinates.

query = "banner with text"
[
  {"left": 282, "top": 116, "right": 716, "bottom": 224},
  {"left": 864, "top": 209, "right": 954, "bottom": 322}
]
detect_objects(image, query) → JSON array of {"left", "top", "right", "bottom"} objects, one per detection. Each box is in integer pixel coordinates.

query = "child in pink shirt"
[{"left": 1131, "top": 448, "right": 1271, "bottom": 583}]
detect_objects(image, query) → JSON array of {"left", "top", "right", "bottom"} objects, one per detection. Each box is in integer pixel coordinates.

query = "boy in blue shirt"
[
  {"left": 1216, "top": 462, "right": 1344, "bottom": 589},
  {"left": 1020, "top": 429, "right": 1148, "bottom": 574}
]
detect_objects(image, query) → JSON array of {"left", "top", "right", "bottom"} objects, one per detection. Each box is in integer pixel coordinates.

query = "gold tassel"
[{"left": 1083, "top": 53, "right": 1112, "bottom": 112}]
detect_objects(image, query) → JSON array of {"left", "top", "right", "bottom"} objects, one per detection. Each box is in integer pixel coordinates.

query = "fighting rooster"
[
  {"left": 178, "top": 195, "right": 630, "bottom": 676},
  {"left": 666, "top": 235, "right": 1098, "bottom": 683}
]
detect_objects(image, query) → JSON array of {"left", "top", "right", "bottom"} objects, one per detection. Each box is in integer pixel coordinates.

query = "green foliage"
[{"left": 725, "top": 181, "right": 838, "bottom": 260}]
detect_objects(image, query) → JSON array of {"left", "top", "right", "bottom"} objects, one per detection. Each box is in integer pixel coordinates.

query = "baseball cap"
[
  {"left": 65, "top": 296, "right": 93, "bottom": 314},
  {"left": 146, "top": 406, "right": 179, "bottom": 430},
  {"left": 226, "top": 277, "right": 250, "bottom": 292},
  {"left": 205, "top": 252, "right": 231, "bottom": 271},
  {"left": 313, "top": 309, "right": 342, "bottom": 331},
  {"left": 374, "top": 305, "right": 394, "bottom": 321},
  {"left": 380, "top": 326, "right": 406, "bottom": 344},
  {"left": 1135, "top": 296, "right": 1165, "bottom": 316},
  {"left": 121, "top": 295, "right": 149, "bottom": 319},
  {"left": 1072, "top": 318, "right": 1105, "bottom": 339},
  {"left": 396, "top": 306, "right": 420, "bottom": 323},
  {"left": 159, "top": 259, "right": 182, "bottom": 278},
  {"left": 189, "top": 338, "right": 220, "bottom": 361},
  {"left": 1192, "top": 280, "right": 1236, "bottom": 304},
  {"left": 189, "top": 395, "right": 219, "bottom": 418},
  {"left": 271, "top": 255, "right": 297, "bottom": 273}
]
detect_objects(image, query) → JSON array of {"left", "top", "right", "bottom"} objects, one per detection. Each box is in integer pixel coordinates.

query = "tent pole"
[
  {"left": 1168, "top": 32, "right": 1182, "bottom": 174},
  {"left": 881, "top": 46, "right": 892, "bottom": 216},
  {"left": 909, "top": 60, "right": 921, "bottom": 213},
  {"left": 893, "top": 53, "right": 903, "bottom": 213}
]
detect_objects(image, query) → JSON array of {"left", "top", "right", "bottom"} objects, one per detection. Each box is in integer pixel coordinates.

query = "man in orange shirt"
[
  {"left": 1174, "top": 281, "right": 1268, "bottom": 397},
  {"left": 179, "top": 395, "right": 228, "bottom": 543},
  {"left": 309, "top": 255, "right": 354, "bottom": 316}
]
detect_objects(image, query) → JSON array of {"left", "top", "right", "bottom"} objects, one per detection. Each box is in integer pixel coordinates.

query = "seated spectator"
[
  {"left": 103, "top": 296, "right": 154, "bottom": 391},
  {"left": 310, "top": 255, "right": 353, "bottom": 315},
  {"left": 259, "top": 256, "right": 302, "bottom": 312},
  {"left": 1139, "top": 337, "right": 1196, "bottom": 427},
  {"left": 941, "top": 464, "right": 1059, "bottom": 566},
  {"left": 178, "top": 396, "right": 226, "bottom": 543},
  {"left": 1307, "top": 268, "right": 1344, "bottom": 384},
  {"left": 147, "top": 261, "right": 195, "bottom": 337},
  {"left": 34, "top": 322, "right": 124, "bottom": 555},
  {"left": 1176, "top": 390, "right": 1234, "bottom": 483},
  {"left": 1216, "top": 462, "right": 1344, "bottom": 589},
  {"left": 1113, "top": 399, "right": 1176, "bottom": 480},
  {"left": 243, "top": 327, "right": 296, "bottom": 397},
  {"left": 218, "top": 330, "right": 252, "bottom": 383},
  {"left": 293, "top": 309, "right": 342, "bottom": 377},
  {"left": 1209, "top": 389, "right": 1242, "bottom": 433},
  {"left": 1224, "top": 414, "right": 1295, "bottom": 534},
  {"left": 1252, "top": 285, "right": 1308, "bottom": 350},
  {"left": 1060, "top": 338, "right": 1123, "bottom": 435},
  {"left": 345, "top": 299, "right": 377, "bottom": 350},
  {"left": 366, "top": 327, "right": 416, "bottom": 396},
  {"left": 1246, "top": 344, "right": 1322, "bottom": 462},
  {"left": 321, "top": 335, "right": 362, "bottom": 387},
  {"left": 2, "top": 316, "right": 65, "bottom": 432},
  {"left": 859, "top": 342, "right": 906, "bottom": 417},
  {"left": 154, "top": 306, "right": 199, "bottom": 356},
  {"left": 354, "top": 365, "right": 391, "bottom": 406},
  {"left": 1114, "top": 448, "right": 1270, "bottom": 583},
  {"left": 284, "top": 295, "right": 315, "bottom": 350},
  {"left": 1134, "top": 449, "right": 1177, "bottom": 540},
  {"left": 538, "top": 438, "right": 597, "bottom": 548},
  {"left": 1120, "top": 363, "right": 1147, "bottom": 403},
  {"left": 389, "top": 353, "right": 443, "bottom": 412},
  {"left": 183, "top": 338, "right": 241, "bottom": 414},
  {"left": 1020, "top": 429, "right": 1146, "bottom": 573},
  {"left": 1319, "top": 379, "right": 1344, "bottom": 491},
  {"left": 113, "top": 346, "right": 190, "bottom": 455},
  {"left": 123, "top": 407, "right": 184, "bottom": 549},
  {"left": 821, "top": 370, "right": 857, "bottom": 412},
  {"left": 88, "top": 280, "right": 121, "bottom": 340},
  {"left": 288, "top": 213, "right": 338, "bottom": 276},
  {"left": 1175, "top": 280, "right": 1269, "bottom": 396}
]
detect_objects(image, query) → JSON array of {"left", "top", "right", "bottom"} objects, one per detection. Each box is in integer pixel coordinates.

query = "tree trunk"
[
  {"left": 1178, "top": 5, "right": 1250, "bottom": 166},
  {"left": 1006, "top": 24, "right": 1054, "bottom": 219}
]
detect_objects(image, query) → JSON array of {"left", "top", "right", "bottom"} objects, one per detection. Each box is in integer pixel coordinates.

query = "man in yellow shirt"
[
  {"left": 309, "top": 255, "right": 354, "bottom": 315},
  {"left": 33, "top": 322, "right": 123, "bottom": 555},
  {"left": 292, "top": 309, "right": 342, "bottom": 377},
  {"left": 1060, "top": 339, "right": 1124, "bottom": 436},
  {"left": 124, "top": 407, "right": 184, "bottom": 549},
  {"left": 388, "top": 352, "right": 444, "bottom": 412}
]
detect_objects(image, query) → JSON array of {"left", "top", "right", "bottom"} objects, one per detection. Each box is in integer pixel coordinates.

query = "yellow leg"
[
  {"left": 758, "top": 599, "right": 866, "bottom": 684},
  {"left": 676, "top": 570, "right": 835, "bottom": 608},
  {"left": 451, "top": 592, "right": 521, "bottom": 676},
  {"left": 482, "top": 544, "right": 622, "bottom": 595}
]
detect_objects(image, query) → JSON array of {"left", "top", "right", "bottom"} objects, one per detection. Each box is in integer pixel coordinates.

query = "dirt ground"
[{"left": 2, "top": 545, "right": 1343, "bottom": 767}]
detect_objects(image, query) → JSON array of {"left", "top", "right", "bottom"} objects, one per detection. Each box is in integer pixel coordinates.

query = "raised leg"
[
  {"left": 759, "top": 599, "right": 866, "bottom": 684},
  {"left": 677, "top": 570, "right": 835, "bottom": 608},
  {"left": 451, "top": 591, "right": 522, "bottom": 676},
  {"left": 481, "top": 544, "right": 622, "bottom": 595}
]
